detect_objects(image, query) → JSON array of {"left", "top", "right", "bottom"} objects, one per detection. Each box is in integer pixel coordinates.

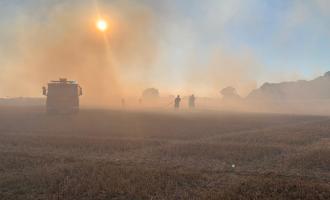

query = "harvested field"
[{"left": 1, "top": 106, "right": 330, "bottom": 199}]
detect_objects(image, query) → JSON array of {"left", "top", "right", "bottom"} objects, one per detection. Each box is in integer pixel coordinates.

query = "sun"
[{"left": 96, "top": 19, "right": 108, "bottom": 32}]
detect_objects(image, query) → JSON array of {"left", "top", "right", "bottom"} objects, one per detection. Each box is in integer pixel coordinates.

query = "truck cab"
[{"left": 43, "top": 78, "right": 82, "bottom": 114}]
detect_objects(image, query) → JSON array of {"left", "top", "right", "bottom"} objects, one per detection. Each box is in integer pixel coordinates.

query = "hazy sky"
[{"left": 0, "top": 0, "right": 330, "bottom": 98}]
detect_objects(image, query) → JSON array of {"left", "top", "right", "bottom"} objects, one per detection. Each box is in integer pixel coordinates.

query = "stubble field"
[{"left": 1, "top": 106, "right": 330, "bottom": 199}]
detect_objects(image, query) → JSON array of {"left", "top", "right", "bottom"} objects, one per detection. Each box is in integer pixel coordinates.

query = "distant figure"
[
  {"left": 138, "top": 98, "right": 142, "bottom": 105},
  {"left": 189, "top": 94, "right": 196, "bottom": 108},
  {"left": 174, "top": 95, "right": 181, "bottom": 109},
  {"left": 121, "top": 98, "right": 126, "bottom": 108},
  {"left": 42, "top": 86, "right": 47, "bottom": 96}
]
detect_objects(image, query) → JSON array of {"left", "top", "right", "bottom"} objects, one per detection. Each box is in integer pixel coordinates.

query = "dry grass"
[{"left": 1, "top": 106, "right": 330, "bottom": 199}]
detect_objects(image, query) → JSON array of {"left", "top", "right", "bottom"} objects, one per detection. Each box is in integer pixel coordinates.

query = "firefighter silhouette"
[
  {"left": 174, "top": 95, "right": 181, "bottom": 109},
  {"left": 189, "top": 94, "right": 196, "bottom": 108}
]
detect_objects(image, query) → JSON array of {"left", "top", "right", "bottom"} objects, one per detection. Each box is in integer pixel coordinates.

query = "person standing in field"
[
  {"left": 189, "top": 94, "right": 196, "bottom": 108},
  {"left": 174, "top": 95, "right": 181, "bottom": 109}
]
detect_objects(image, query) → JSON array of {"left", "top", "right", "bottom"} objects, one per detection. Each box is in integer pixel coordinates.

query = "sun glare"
[{"left": 96, "top": 19, "right": 108, "bottom": 32}]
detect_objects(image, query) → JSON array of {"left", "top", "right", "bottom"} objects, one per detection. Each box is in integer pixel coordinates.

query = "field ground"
[{"left": 1, "top": 106, "right": 330, "bottom": 199}]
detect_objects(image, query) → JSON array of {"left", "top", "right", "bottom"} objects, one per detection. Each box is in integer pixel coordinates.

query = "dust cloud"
[
  {"left": 1, "top": 0, "right": 329, "bottom": 115},
  {"left": 185, "top": 48, "right": 259, "bottom": 97},
  {"left": 0, "top": 0, "right": 264, "bottom": 107},
  {"left": 0, "top": 1, "right": 160, "bottom": 106}
]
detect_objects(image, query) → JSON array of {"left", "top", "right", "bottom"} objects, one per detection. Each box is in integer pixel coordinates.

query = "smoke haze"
[
  {"left": 0, "top": 0, "right": 329, "bottom": 110},
  {"left": 0, "top": 0, "right": 262, "bottom": 104},
  {"left": 0, "top": 1, "right": 163, "bottom": 105}
]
